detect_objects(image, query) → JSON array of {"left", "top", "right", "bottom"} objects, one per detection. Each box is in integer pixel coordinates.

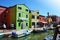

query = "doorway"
[{"left": 21, "top": 22, "right": 26, "bottom": 29}]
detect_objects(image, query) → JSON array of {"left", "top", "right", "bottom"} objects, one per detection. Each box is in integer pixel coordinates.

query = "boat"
[
  {"left": 44, "top": 34, "right": 60, "bottom": 40},
  {"left": 33, "top": 27, "right": 47, "bottom": 33},
  {"left": 56, "top": 34, "right": 60, "bottom": 40},
  {"left": 44, "top": 34, "right": 53, "bottom": 40},
  {"left": 47, "top": 27, "right": 55, "bottom": 30},
  {"left": 0, "top": 33, "right": 4, "bottom": 38},
  {"left": 9, "top": 29, "right": 33, "bottom": 38},
  {"left": 10, "top": 32, "right": 25, "bottom": 38}
]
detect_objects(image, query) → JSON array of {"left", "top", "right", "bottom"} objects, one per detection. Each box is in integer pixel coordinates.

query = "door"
[{"left": 21, "top": 22, "right": 26, "bottom": 29}]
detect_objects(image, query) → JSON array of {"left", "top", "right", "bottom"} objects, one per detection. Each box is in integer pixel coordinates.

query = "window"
[
  {"left": 37, "top": 23, "right": 39, "bottom": 25},
  {"left": 32, "top": 22, "right": 35, "bottom": 25},
  {"left": 17, "top": 20, "right": 19, "bottom": 22},
  {"left": 26, "top": 23, "right": 28, "bottom": 26},
  {"left": 25, "top": 9, "right": 28, "bottom": 11},
  {"left": 26, "top": 15, "right": 28, "bottom": 18},
  {"left": 4, "top": 13, "right": 6, "bottom": 17},
  {"left": 19, "top": 13, "right": 21, "bottom": 17},
  {"left": 32, "top": 15, "right": 35, "bottom": 19},
  {"left": 29, "top": 10, "right": 31, "bottom": 13},
  {"left": 18, "top": 7, "right": 22, "bottom": 9},
  {"left": 37, "top": 16, "right": 39, "bottom": 19},
  {"left": 37, "top": 12, "right": 39, "bottom": 14},
  {"left": 39, "top": 18, "right": 41, "bottom": 20},
  {"left": 18, "top": 23, "right": 20, "bottom": 26}
]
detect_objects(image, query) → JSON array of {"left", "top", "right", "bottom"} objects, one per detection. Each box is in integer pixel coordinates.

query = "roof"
[
  {"left": 31, "top": 10, "right": 39, "bottom": 12},
  {"left": 0, "top": 6, "right": 8, "bottom": 14},
  {"left": 0, "top": 6, "right": 7, "bottom": 8},
  {"left": 47, "top": 15, "right": 58, "bottom": 18},
  {"left": 17, "top": 4, "right": 29, "bottom": 9},
  {"left": 9, "top": 4, "right": 29, "bottom": 9},
  {"left": 39, "top": 15, "right": 45, "bottom": 17}
]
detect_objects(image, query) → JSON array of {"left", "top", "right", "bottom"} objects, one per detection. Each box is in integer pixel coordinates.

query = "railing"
[{"left": 19, "top": 17, "right": 28, "bottom": 20}]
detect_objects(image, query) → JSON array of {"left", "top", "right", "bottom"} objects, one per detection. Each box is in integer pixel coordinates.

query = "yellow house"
[
  {"left": 31, "top": 10, "right": 39, "bottom": 28},
  {"left": 46, "top": 17, "right": 52, "bottom": 23}
]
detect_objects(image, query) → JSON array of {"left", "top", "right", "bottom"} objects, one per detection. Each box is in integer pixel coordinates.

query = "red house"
[
  {"left": 38, "top": 15, "right": 47, "bottom": 27},
  {"left": 0, "top": 6, "right": 7, "bottom": 29},
  {"left": 39, "top": 15, "right": 46, "bottom": 23},
  {"left": 6, "top": 8, "right": 10, "bottom": 29}
]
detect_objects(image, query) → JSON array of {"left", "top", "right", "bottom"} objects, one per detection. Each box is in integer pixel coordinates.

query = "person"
[
  {"left": 3, "top": 24, "right": 6, "bottom": 32},
  {"left": 3, "top": 24, "right": 6, "bottom": 29}
]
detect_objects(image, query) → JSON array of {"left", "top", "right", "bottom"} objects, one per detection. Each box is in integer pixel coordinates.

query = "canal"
[{"left": 0, "top": 30, "right": 54, "bottom": 40}]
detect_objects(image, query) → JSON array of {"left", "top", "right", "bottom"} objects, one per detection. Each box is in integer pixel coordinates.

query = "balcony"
[{"left": 19, "top": 17, "right": 28, "bottom": 20}]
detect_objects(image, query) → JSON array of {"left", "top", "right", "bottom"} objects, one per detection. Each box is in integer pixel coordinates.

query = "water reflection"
[
  {"left": 0, "top": 30, "right": 54, "bottom": 40},
  {"left": 1, "top": 34, "right": 32, "bottom": 40}
]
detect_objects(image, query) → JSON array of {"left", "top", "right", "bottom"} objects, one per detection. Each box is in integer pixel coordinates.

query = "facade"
[
  {"left": 57, "top": 17, "right": 60, "bottom": 23},
  {"left": 39, "top": 15, "right": 47, "bottom": 27},
  {"left": 39, "top": 15, "right": 46, "bottom": 23},
  {"left": 46, "top": 16, "right": 52, "bottom": 23},
  {"left": 46, "top": 14, "right": 58, "bottom": 27},
  {"left": 46, "top": 16, "right": 52, "bottom": 27},
  {"left": 47, "top": 15, "right": 59, "bottom": 23},
  {"left": 8, "top": 4, "right": 30, "bottom": 30},
  {"left": 50, "top": 15, "right": 58, "bottom": 27},
  {"left": 31, "top": 11, "right": 39, "bottom": 28},
  {"left": 0, "top": 6, "right": 7, "bottom": 29},
  {"left": 51, "top": 15, "right": 58, "bottom": 23},
  {"left": 47, "top": 12, "right": 58, "bottom": 23}
]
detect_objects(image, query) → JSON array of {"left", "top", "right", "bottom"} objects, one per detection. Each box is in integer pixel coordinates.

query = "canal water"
[{"left": 0, "top": 30, "right": 54, "bottom": 40}]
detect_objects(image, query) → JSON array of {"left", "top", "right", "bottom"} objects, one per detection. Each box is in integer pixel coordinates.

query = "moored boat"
[
  {"left": 33, "top": 27, "right": 47, "bottom": 33},
  {"left": 44, "top": 34, "right": 53, "bottom": 40},
  {"left": 0, "top": 33, "right": 4, "bottom": 38},
  {"left": 9, "top": 29, "right": 33, "bottom": 38}
]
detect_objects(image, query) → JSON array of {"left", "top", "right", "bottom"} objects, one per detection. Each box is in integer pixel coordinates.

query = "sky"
[{"left": 0, "top": 0, "right": 60, "bottom": 16}]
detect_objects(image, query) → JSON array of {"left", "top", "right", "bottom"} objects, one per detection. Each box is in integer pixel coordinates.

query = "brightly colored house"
[
  {"left": 39, "top": 15, "right": 46, "bottom": 23},
  {"left": 38, "top": 15, "right": 47, "bottom": 27},
  {"left": 0, "top": 6, "right": 7, "bottom": 29},
  {"left": 31, "top": 10, "right": 39, "bottom": 28},
  {"left": 8, "top": 4, "right": 30, "bottom": 30},
  {"left": 46, "top": 17, "right": 52, "bottom": 23}
]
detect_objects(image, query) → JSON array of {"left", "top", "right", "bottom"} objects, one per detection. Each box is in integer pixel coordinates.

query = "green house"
[{"left": 9, "top": 4, "right": 31, "bottom": 30}]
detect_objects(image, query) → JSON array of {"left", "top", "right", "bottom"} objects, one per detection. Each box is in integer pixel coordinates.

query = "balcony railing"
[{"left": 19, "top": 17, "right": 28, "bottom": 20}]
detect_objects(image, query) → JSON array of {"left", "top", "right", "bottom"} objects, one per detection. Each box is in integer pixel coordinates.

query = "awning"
[{"left": 39, "top": 21, "right": 47, "bottom": 23}]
